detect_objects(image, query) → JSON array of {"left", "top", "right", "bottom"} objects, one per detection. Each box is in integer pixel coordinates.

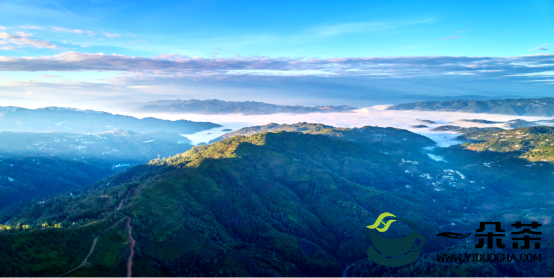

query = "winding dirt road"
[
  {"left": 57, "top": 218, "right": 124, "bottom": 277},
  {"left": 118, "top": 191, "right": 130, "bottom": 211},
  {"left": 126, "top": 216, "right": 136, "bottom": 277}
]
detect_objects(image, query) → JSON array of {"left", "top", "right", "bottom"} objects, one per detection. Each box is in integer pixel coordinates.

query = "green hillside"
[
  {"left": 0, "top": 132, "right": 452, "bottom": 276},
  {"left": 0, "top": 156, "right": 113, "bottom": 209},
  {"left": 458, "top": 126, "right": 554, "bottom": 162},
  {"left": 1, "top": 132, "right": 553, "bottom": 276},
  {"left": 209, "top": 122, "right": 435, "bottom": 161}
]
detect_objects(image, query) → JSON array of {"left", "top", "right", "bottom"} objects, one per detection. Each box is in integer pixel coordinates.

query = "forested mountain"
[
  {"left": 136, "top": 99, "right": 356, "bottom": 115},
  {"left": 0, "top": 156, "right": 113, "bottom": 209},
  {"left": 0, "top": 106, "right": 219, "bottom": 133},
  {"left": 0, "top": 129, "right": 193, "bottom": 165},
  {"left": 456, "top": 126, "right": 554, "bottom": 162},
  {"left": 1, "top": 132, "right": 553, "bottom": 276},
  {"left": 387, "top": 97, "right": 554, "bottom": 116},
  {"left": 209, "top": 122, "right": 435, "bottom": 161},
  {"left": 0, "top": 130, "right": 194, "bottom": 209}
]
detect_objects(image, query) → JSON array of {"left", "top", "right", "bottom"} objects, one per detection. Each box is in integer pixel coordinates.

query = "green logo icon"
[{"left": 366, "top": 212, "right": 425, "bottom": 266}]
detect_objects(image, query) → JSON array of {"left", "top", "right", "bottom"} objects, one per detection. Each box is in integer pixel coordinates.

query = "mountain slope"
[
  {"left": 457, "top": 126, "right": 554, "bottom": 162},
  {"left": 209, "top": 122, "right": 435, "bottom": 161},
  {"left": 2, "top": 132, "right": 552, "bottom": 276},
  {"left": 0, "top": 132, "right": 455, "bottom": 276},
  {"left": 0, "top": 130, "right": 193, "bottom": 165},
  {"left": 0, "top": 130, "right": 194, "bottom": 209}
]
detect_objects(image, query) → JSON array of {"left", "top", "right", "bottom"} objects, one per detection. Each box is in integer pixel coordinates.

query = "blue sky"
[{"left": 0, "top": 0, "right": 553, "bottom": 106}]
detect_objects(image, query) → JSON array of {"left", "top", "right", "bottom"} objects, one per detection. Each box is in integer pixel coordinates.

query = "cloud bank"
[
  {"left": 0, "top": 52, "right": 553, "bottom": 80},
  {"left": 128, "top": 107, "right": 554, "bottom": 146},
  {"left": 0, "top": 52, "right": 553, "bottom": 103}
]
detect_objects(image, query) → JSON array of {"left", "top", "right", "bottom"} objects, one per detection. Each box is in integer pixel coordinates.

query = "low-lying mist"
[{"left": 123, "top": 106, "right": 554, "bottom": 146}]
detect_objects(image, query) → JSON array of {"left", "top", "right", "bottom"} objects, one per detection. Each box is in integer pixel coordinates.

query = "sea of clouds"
[{"left": 127, "top": 105, "right": 554, "bottom": 146}]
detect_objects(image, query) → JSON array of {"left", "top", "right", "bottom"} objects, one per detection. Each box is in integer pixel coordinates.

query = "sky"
[{"left": 0, "top": 0, "right": 553, "bottom": 108}]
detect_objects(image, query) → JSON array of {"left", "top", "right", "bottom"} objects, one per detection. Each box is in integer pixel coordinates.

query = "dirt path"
[
  {"left": 118, "top": 191, "right": 130, "bottom": 211},
  {"left": 126, "top": 216, "right": 136, "bottom": 277},
  {"left": 58, "top": 218, "right": 125, "bottom": 277}
]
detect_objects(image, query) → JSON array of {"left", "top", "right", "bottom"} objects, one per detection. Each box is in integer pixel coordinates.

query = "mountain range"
[
  {"left": 387, "top": 97, "right": 554, "bottom": 116},
  {"left": 136, "top": 99, "right": 357, "bottom": 115},
  {"left": 0, "top": 132, "right": 468, "bottom": 276},
  {"left": 2, "top": 103, "right": 554, "bottom": 276},
  {"left": 2, "top": 129, "right": 554, "bottom": 276},
  {"left": 0, "top": 106, "right": 219, "bottom": 134}
]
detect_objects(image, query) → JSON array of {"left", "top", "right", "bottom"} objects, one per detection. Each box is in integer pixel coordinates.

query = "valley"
[{"left": 0, "top": 123, "right": 553, "bottom": 276}]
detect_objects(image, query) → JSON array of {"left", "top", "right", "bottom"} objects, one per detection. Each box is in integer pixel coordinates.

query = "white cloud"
[
  {"left": 311, "top": 19, "right": 435, "bottom": 36},
  {"left": 441, "top": 36, "right": 462, "bottom": 40},
  {"left": 0, "top": 32, "right": 58, "bottom": 50},
  {"left": 529, "top": 46, "right": 549, "bottom": 52},
  {"left": 37, "top": 74, "right": 62, "bottom": 78},
  {"left": 131, "top": 108, "right": 553, "bottom": 146},
  {"left": 20, "top": 25, "right": 45, "bottom": 30},
  {"left": 0, "top": 26, "right": 6, "bottom": 31},
  {"left": 15, "top": 31, "right": 33, "bottom": 37},
  {"left": 313, "top": 22, "right": 395, "bottom": 36},
  {"left": 102, "top": 32, "right": 121, "bottom": 38},
  {"left": 51, "top": 27, "right": 96, "bottom": 35}
]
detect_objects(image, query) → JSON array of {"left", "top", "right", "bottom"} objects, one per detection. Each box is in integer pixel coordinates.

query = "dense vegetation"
[
  {"left": 387, "top": 97, "right": 554, "bottom": 116},
  {"left": 433, "top": 126, "right": 554, "bottom": 204},
  {"left": 0, "top": 130, "right": 195, "bottom": 209},
  {"left": 0, "top": 220, "right": 115, "bottom": 276},
  {"left": 209, "top": 122, "right": 435, "bottom": 161},
  {"left": 0, "top": 106, "right": 219, "bottom": 133},
  {"left": 0, "top": 155, "right": 113, "bottom": 209},
  {"left": 0, "top": 129, "right": 193, "bottom": 166},
  {"left": 137, "top": 99, "right": 356, "bottom": 115},
  {"left": 457, "top": 126, "right": 554, "bottom": 162},
  {"left": 2, "top": 131, "right": 554, "bottom": 276}
]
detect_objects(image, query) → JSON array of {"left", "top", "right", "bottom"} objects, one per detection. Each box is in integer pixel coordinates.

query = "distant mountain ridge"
[
  {"left": 136, "top": 99, "right": 357, "bottom": 115},
  {"left": 387, "top": 97, "right": 554, "bottom": 116},
  {"left": 0, "top": 106, "right": 220, "bottom": 134}
]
